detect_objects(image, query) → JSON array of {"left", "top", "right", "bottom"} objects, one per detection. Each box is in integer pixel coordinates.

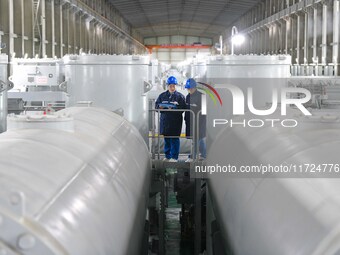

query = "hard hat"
[
  {"left": 166, "top": 76, "right": 178, "bottom": 85},
  {"left": 185, "top": 78, "right": 197, "bottom": 89}
]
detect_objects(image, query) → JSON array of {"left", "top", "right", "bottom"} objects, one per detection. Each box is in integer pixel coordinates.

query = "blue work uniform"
[
  {"left": 155, "top": 90, "right": 186, "bottom": 159},
  {"left": 185, "top": 90, "right": 207, "bottom": 158}
]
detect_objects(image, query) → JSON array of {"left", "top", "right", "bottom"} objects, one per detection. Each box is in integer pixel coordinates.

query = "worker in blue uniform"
[
  {"left": 184, "top": 78, "right": 206, "bottom": 161},
  {"left": 155, "top": 76, "right": 186, "bottom": 162}
]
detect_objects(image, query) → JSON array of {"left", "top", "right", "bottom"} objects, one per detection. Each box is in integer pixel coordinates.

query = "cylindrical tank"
[
  {"left": 190, "top": 57, "right": 207, "bottom": 79},
  {"left": 205, "top": 55, "right": 291, "bottom": 79},
  {"left": 204, "top": 55, "right": 292, "bottom": 150},
  {"left": 0, "top": 107, "right": 151, "bottom": 255},
  {"left": 63, "top": 54, "right": 151, "bottom": 142},
  {"left": 0, "top": 54, "right": 8, "bottom": 133},
  {"left": 208, "top": 109, "right": 340, "bottom": 255}
]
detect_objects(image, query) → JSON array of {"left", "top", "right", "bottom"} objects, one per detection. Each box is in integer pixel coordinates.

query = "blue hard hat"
[
  {"left": 166, "top": 76, "right": 178, "bottom": 85},
  {"left": 185, "top": 78, "right": 197, "bottom": 89}
]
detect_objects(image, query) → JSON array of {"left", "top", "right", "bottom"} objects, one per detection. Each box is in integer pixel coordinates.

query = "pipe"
[
  {"left": 304, "top": 11, "right": 308, "bottom": 65},
  {"left": 231, "top": 26, "right": 237, "bottom": 55},
  {"left": 219, "top": 35, "right": 223, "bottom": 55},
  {"left": 322, "top": 3, "right": 328, "bottom": 65},
  {"left": 313, "top": 6, "right": 318, "bottom": 65},
  {"left": 333, "top": 0, "right": 339, "bottom": 75},
  {"left": 0, "top": 55, "right": 8, "bottom": 134},
  {"left": 41, "top": 0, "right": 46, "bottom": 57},
  {"left": 0, "top": 107, "right": 151, "bottom": 255},
  {"left": 208, "top": 109, "right": 340, "bottom": 255},
  {"left": 296, "top": 14, "right": 301, "bottom": 64},
  {"left": 63, "top": 0, "right": 147, "bottom": 52}
]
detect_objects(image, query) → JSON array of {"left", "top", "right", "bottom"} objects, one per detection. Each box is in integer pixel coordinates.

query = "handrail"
[
  {"left": 196, "top": 110, "right": 202, "bottom": 161},
  {"left": 149, "top": 109, "right": 196, "bottom": 160}
]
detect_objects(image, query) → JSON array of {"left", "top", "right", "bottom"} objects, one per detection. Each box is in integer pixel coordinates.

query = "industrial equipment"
[
  {"left": 203, "top": 54, "right": 340, "bottom": 255},
  {"left": 8, "top": 58, "right": 67, "bottom": 114},
  {"left": 4, "top": 52, "right": 340, "bottom": 255},
  {"left": 0, "top": 107, "right": 151, "bottom": 255},
  {"left": 148, "top": 54, "right": 340, "bottom": 255},
  {"left": 291, "top": 64, "right": 337, "bottom": 76},
  {"left": 0, "top": 54, "right": 8, "bottom": 133},
  {"left": 177, "top": 56, "right": 207, "bottom": 81},
  {"left": 201, "top": 54, "right": 293, "bottom": 254},
  {"left": 204, "top": 54, "right": 292, "bottom": 150},
  {"left": 208, "top": 108, "right": 340, "bottom": 255},
  {"left": 289, "top": 77, "right": 340, "bottom": 109},
  {"left": 63, "top": 54, "right": 153, "bottom": 143}
]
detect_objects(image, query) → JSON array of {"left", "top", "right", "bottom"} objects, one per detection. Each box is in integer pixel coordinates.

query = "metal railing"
[
  {"left": 149, "top": 108, "right": 206, "bottom": 255},
  {"left": 149, "top": 108, "right": 204, "bottom": 161}
]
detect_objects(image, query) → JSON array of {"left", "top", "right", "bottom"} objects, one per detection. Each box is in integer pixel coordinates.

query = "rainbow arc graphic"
[{"left": 197, "top": 82, "right": 223, "bottom": 106}]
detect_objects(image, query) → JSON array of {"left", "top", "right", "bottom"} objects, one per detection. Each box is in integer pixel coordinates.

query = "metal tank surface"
[
  {"left": 204, "top": 55, "right": 292, "bottom": 109},
  {"left": 0, "top": 107, "right": 151, "bottom": 255},
  {"left": 0, "top": 54, "right": 8, "bottom": 133},
  {"left": 206, "top": 54, "right": 291, "bottom": 78},
  {"left": 204, "top": 55, "right": 292, "bottom": 150},
  {"left": 190, "top": 56, "right": 207, "bottom": 79},
  {"left": 8, "top": 58, "right": 67, "bottom": 114},
  {"left": 10, "top": 58, "right": 64, "bottom": 89},
  {"left": 208, "top": 109, "right": 340, "bottom": 255},
  {"left": 63, "top": 54, "right": 151, "bottom": 142}
]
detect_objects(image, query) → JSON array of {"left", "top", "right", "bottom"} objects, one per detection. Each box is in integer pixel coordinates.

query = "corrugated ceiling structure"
[{"left": 109, "top": 0, "right": 262, "bottom": 38}]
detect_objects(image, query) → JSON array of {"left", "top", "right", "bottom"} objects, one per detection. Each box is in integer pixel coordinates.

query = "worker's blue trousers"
[{"left": 164, "top": 138, "right": 180, "bottom": 160}]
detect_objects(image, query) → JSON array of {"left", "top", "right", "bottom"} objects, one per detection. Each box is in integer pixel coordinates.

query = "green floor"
[{"left": 165, "top": 191, "right": 194, "bottom": 255}]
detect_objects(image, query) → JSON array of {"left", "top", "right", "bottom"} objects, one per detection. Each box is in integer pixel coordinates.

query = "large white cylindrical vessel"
[
  {"left": 63, "top": 54, "right": 150, "bottom": 142},
  {"left": 0, "top": 54, "right": 8, "bottom": 133},
  {"left": 206, "top": 55, "right": 291, "bottom": 79},
  {"left": 204, "top": 55, "right": 292, "bottom": 150},
  {"left": 208, "top": 109, "right": 340, "bottom": 255},
  {"left": 0, "top": 107, "right": 151, "bottom": 255}
]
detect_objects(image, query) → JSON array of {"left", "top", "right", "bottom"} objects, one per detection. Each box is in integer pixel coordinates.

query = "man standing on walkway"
[
  {"left": 184, "top": 78, "right": 206, "bottom": 161},
  {"left": 155, "top": 76, "right": 186, "bottom": 162}
]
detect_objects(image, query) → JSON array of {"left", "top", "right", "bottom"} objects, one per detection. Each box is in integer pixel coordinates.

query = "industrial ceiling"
[{"left": 109, "top": 0, "right": 262, "bottom": 39}]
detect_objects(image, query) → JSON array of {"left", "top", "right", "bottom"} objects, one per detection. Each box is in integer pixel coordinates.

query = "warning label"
[{"left": 36, "top": 76, "right": 48, "bottom": 85}]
